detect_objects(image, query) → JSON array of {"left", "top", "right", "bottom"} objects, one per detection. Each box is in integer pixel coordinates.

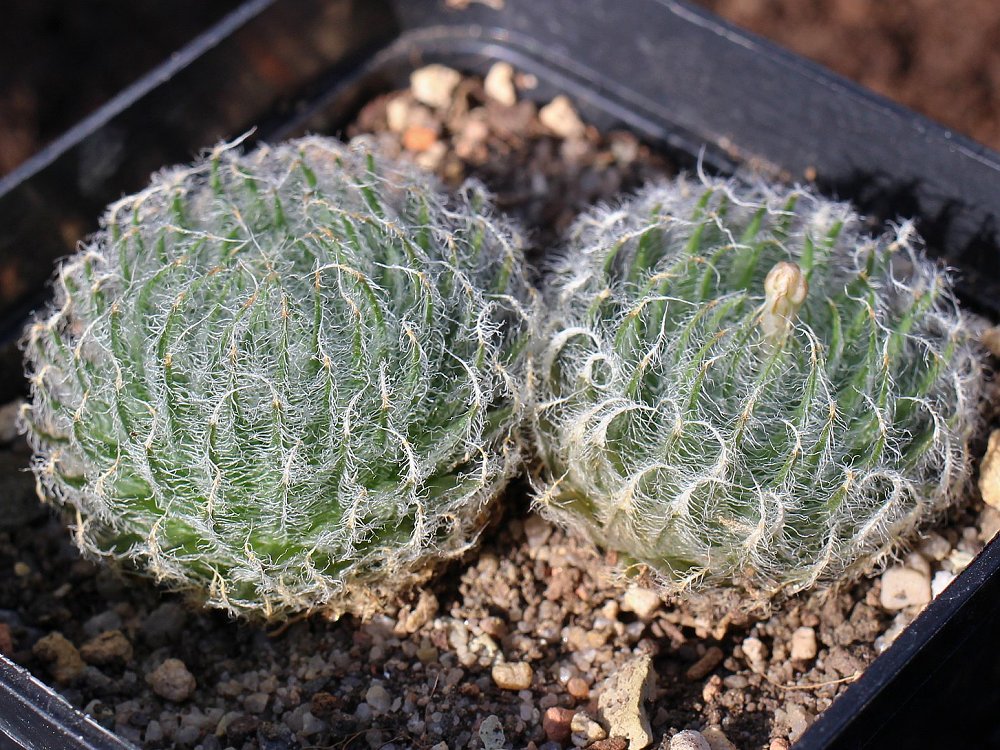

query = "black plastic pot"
[{"left": 1, "top": 1, "right": 1000, "bottom": 748}]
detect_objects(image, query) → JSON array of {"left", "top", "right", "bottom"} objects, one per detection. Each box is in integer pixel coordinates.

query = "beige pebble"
[
  {"left": 570, "top": 712, "right": 607, "bottom": 747},
  {"left": 395, "top": 589, "right": 439, "bottom": 634},
  {"left": 567, "top": 676, "right": 590, "bottom": 699},
  {"left": 979, "top": 505, "right": 1000, "bottom": 542},
  {"left": 904, "top": 551, "right": 931, "bottom": 577},
  {"left": 523, "top": 514, "right": 552, "bottom": 550},
  {"left": 80, "top": 629, "right": 133, "bottom": 666},
  {"left": 981, "top": 326, "right": 1000, "bottom": 357},
  {"left": 741, "top": 636, "right": 768, "bottom": 674},
  {"left": 32, "top": 632, "right": 85, "bottom": 685},
  {"left": 670, "top": 729, "right": 711, "bottom": 750},
  {"left": 685, "top": 646, "right": 724, "bottom": 681},
  {"left": 918, "top": 531, "right": 952, "bottom": 561},
  {"left": 410, "top": 64, "right": 462, "bottom": 109},
  {"left": 539, "top": 95, "right": 586, "bottom": 139},
  {"left": 386, "top": 97, "right": 411, "bottom": 133},
  {"left": 879, "top": 566, "right": 931, "bottom": 611},
  {"left": 947, "top": 548, "right": 976, "bottom": 572},
  {"left": 484, "top": 62, "right": 517, "bottom": 106},
  {"left": 622, "top": 586, "right": 662, "bottom": 620},
  {"left": 979, "top": 429, "right": 1000, "bottom": 509},
  {"left": 491, "top": 661, "right": 533, "bottom": 690},
  {"left": 701, "top": 675, "right": 722, "bottom": 703},
  {"left": 146, "top": 658, "right": 196, "bottom": 702},
  {"left": 701, "top": 725, "right": 737, "bottom": 750},
  {"left": 790, "top": 626, "right": 818, "bottom": 661},
  {"left": 769, "top": 739, "right": 791, "bottom": 750},
  {"left": 597, "top": 652, "right": 655, "bottom": 749},
  {"left": 785, "top": 704, "right": 815, "bottom": 742}
]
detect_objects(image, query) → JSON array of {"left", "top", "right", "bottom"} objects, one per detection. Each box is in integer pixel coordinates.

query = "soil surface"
[{"left": 1, "top": 68, "right": 998, "bottom": 750}]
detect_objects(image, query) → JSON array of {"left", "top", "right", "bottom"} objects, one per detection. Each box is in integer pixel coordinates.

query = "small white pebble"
[
  {"left": 386, "top": 97, "right": 411, "bottom": 133},
  {"left": 670, "top": 729, "right": 711, "bottom": 750},
  {"left": 539, "top": 95, "right": 586, "bottom": 139},
  {"left": 741, "top": 637, "right": 768, "bottom": 674},
  {"left": 947, "top": 548, "right": 975, "bottom": 573},
  {"left": 622, "top": 586, "right": 662, "bottom": 620},
  {"left": 365, "top": 683, "right": 392, "bottom": 713},
  {"left": 484, "top": 62, "right": 517, "bottom": 106},
  {"left": 875, "top": 611, "right": 912, "bottom": 653},
  {"left": 979, "top": 429, "right": 1000, "bottom": 509},
  {"left": 879, "top": 566, "right": 931, "bottom": 611},
  {"left": 931, "top": 569, "right": 956, "bottom": 598},
  {"left": 491, "top": 661, "right": 533, "bottom": 690},
  {"left": 790, "top": 626, "right": 817, "bottom": 661},
  {"left": 410, "top": 64, "right": 462, "bottom": 109}
]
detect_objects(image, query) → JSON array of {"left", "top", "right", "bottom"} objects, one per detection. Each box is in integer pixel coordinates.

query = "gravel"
[
  {"left": 879, "top": 566, "right": 933, "bottom": 611},
  {"left": 146, "top": 658, "right": 196, "bottom": 702}
]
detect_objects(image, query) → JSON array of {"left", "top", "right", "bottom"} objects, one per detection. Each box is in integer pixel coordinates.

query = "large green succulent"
[
  {"left": 22, "top": 136, "right": 535, "bottom": 618},
  {"left": 531, "top": 176, "right": 984, "bottom": 599}
]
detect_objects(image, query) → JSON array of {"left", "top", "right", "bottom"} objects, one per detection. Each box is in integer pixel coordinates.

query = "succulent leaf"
[
  {"left": 531, "top": 176, "right": 984, "bottom": 598},
  {"left": 22, "top": 136, "right": 536, "bottom": 619}
]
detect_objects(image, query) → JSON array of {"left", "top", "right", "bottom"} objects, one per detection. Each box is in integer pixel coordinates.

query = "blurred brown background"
[
  {"left": 1, "top": 0, "right": 998, "bottom": 178},
  {"left": 695, "top": 0, "right": 1000, "bottom": 150}
]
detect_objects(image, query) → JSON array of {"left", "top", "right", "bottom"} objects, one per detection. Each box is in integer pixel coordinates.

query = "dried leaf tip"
[{"left": 760, "top": 260, "right": 808, "bottom": 347}]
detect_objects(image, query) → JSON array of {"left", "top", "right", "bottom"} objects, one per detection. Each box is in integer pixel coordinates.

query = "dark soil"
[{"left": 1, "top": 68, "right": 997, "bottom": 750}]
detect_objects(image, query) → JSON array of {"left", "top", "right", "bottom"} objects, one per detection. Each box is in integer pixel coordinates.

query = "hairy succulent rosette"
[
  {"left": 22, "top": 136, "right": 536, "bottom": 619},
  {"left": 531, "top": 175, "right": 984, "bottom": 599}
]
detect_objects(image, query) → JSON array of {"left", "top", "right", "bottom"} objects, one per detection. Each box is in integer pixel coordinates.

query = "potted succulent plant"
[{"left": 2, "top": 1, "right": 1000, "bottom": 749}]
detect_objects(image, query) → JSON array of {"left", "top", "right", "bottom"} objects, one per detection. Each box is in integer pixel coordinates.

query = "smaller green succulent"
[
  {"left": 22, "top": 136, "right": 536, "bottom": 619},
  {"left": 530, "top": 175, "right": 984, "bottom": 599}
]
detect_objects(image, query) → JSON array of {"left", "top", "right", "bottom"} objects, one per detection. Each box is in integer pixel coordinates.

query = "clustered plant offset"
[
  {"left": 530, "top": 175, "right": 984, "bottom": 600},
  {"left": 21, "top": 133, "right": 987, "bottom": 618},
  {"left": 21, "top": 136, "right": 535, "bottom": 618}
]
